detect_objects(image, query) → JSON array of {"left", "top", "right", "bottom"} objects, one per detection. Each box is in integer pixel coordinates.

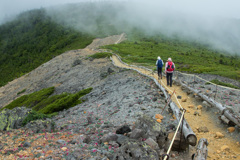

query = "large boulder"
[
  {"left": 25, "top": 119, "right": 55, "bottom": 133},
  {"left": 0, "top": 107, "right": 31, "bottom": 131},
  {"left": 134, "top": 115, "right": 168, "bottom": 149},
  {"left": 0, "top": 109, "right": 9, "bottom": 131},
  {"left": 112, "top": 139, "right": 159, "bottom": 160},
  {"left": 134, "top": 115, "right": 167, "bottom": 141}
]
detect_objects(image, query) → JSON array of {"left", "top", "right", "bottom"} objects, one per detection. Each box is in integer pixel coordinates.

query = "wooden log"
[
  {"left": 176, "top": 79, "right": 240, "bottom": 127},
  {"left": 154, "top": 78, "right": 197, "bottom": 146},
  {"left": 169, "top": 101, "right": 197, "bottom": 146},
  {"left": 192, "top": 138, "right": 208, "bottom": 160}
]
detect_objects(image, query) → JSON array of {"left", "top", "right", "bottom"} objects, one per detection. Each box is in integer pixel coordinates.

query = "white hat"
[
  {"left": 168, "top": 58, "right": 172, "bottom": 61},
  {"left": 158, "top": 56, "right": 161, "bottom": 60}
]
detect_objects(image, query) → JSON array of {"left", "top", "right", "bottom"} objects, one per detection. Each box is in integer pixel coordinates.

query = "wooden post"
[
  {"left": 193, "top": 75, "right": 195, "bottom": 88},
  {"left": 169, "top": 102, "right": 197, "bottom": 146},
  {"left": 214, "top": 85, "right": 217, "bottom": 100},
  {"left": 192, "top": 138, "right": 208, "bottom": 160}
]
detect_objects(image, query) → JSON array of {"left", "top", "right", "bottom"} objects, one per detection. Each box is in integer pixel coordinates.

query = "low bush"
[
  {"left": 2, "top": 87, "right": 55, "bottom": 110},
  {"left": 89, "top": 52, "right": 112, "bottom": 59},
  {"left": 1, "top": 87, "right": 93, "bottom": 115},
  {"left": 17, "top": 89, "right": 26, "bottom": 95},
  {"left": 38, "top": 88, "right": 92, "bottom": 114}
]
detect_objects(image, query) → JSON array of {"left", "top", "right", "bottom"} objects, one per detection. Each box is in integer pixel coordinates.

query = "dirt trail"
[{"left": 111, "top": 55, "right": 240, "bottom": 160}]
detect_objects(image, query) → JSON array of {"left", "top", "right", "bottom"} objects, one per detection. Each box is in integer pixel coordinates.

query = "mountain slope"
[{"left": 0, "top": 9, "right": 94, "bottom": 87}]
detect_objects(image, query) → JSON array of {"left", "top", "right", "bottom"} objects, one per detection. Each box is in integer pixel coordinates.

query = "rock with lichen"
[{"left": 0, "top": 107, "right": 31, "bottom": 131}]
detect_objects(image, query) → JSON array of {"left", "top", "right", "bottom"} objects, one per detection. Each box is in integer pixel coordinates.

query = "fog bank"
[{"left": 1, "top": 0, "right": 240, "bottom": 54}]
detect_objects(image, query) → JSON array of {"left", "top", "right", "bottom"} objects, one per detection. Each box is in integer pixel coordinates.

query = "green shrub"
[
  {"left": 89, "top": 52, "right": 112, "bottom": 59},
  {"left": 2, "top": 87, "right": 92, "bottom": 115},
  {"left": 1, "top": 95, "right": 29, "bottom": 110},
  {"left": 2, "top": 87, "right": 55, "bottom": 111},
  {"left": 22, "top": 110, "right": 49, "bottom": 126},
  {"left": 38, "top": 88, "right": 92, "bottom": 114},
  {"left": 17, "top": 89, "right": 26, "bottom": 95},
  {"left": 22, "top": 110, "right": 58, "bottom": 126},
  {"left": 23, "top": 87, "right": 55, "bottom": 108},
  {"left": 32, "top": 93, "right": 68, "bottom": 111}
]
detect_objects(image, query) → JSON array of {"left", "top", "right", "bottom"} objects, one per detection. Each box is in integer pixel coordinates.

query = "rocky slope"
[
  {"left": 0, "top": 35, "right": 195, "bottom": 159},
  {"left": 0, "top": 34, "right": 239, "bottom": 160}
]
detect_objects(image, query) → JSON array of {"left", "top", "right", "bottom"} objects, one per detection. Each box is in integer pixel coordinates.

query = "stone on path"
[
  {"left": 155, "top": 114, "right": 164, "bottom": 120},
  {"left": 227, "top": 127, "right": 235, "bottom": 133},
  {"left": 221, "top": 145, "right": 230, "bottom": 152},
  {"left": 188, "top": 105, "right": 194, "bottom": 108},
  {"left": 196, "top": 126, "right": 209, "bottom": 133},
  {"left": 197, "top": 105, "right": 203, "bottom": 110},
  {"left": 182, "top": 98, "right": 187, "bottom": 102},
  {"left": 215, "top": 132, "right": 224, "bottom": 139}
]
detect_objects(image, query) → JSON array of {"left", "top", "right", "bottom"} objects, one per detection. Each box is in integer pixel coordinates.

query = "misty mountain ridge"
[
  {"left": 0, "top": 1, "right": 240, "bottom": 87},
  {"left": 44, "top": 1, "right": 240, "bottom": 54}
]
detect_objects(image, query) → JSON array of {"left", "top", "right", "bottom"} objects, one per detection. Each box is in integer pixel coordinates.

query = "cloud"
[
  {"left": 1, "top": 0, "right": 240, "bottom": 23},
  {"left": 1, "top": 0, "right": 240, "bottom": 54},
  {"left": 118, "top": 1, "right": 240, "bottom": 53},
  {"left": 0, "top": 0, "right": 86, "bottom": 24}
]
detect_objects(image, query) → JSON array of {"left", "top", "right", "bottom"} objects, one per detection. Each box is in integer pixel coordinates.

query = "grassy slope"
[{"left": 103, "top": 32, "right": 240, "bottom": 81}]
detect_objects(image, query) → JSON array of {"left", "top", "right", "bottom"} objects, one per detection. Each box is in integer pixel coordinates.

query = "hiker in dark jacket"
[
  {"left": 165, "top": 58, "right": 175, "bottom": 87},
  {"left": 156, "top": 56, "right": 164, "bottom": 79}
]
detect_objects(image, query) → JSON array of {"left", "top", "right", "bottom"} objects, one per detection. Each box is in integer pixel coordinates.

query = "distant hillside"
[
  {"left": 0, "top": 2, "right": 240, "bottom": 87},
  {"left": 103, "top": 32, "right": 240, "bottom": 81},
  {"left": 0, "top": 9, "right": 94, "bottom": 87}
]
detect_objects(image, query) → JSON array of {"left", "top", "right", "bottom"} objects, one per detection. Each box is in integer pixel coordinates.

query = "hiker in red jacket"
[{"left": 165, "top": 58, "right": 175, "bottom": 87}]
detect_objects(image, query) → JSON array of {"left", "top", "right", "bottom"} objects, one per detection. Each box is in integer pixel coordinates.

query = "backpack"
[
  {"left": 167, "top": 61, "right": 174, "bottom": 71},
  {"left": 157, "top": 59, "right": 163, "bottom": 68}
]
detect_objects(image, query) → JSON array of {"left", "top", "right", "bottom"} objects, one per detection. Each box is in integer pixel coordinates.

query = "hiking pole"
[{"left": 161, "top": 90, "right": 176, "bottom": 114}]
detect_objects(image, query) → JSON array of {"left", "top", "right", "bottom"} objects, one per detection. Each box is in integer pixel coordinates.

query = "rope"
[
  {"left": 163, "top": 109, "right": 186, "bottom": 160},
  {"left": 157, "top": 77, "right": 184, "bottom": 110},
  {"left": 161, "top": 90, "right": 176, "bottom": 114}
]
